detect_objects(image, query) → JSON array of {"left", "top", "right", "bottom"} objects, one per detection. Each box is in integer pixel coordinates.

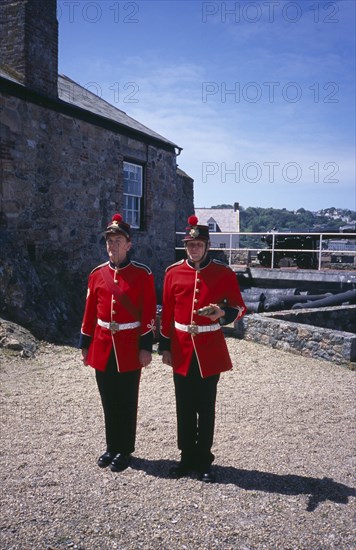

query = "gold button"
[
  {"left": 194, "top": 298, "right": 198, "bottom": 303},
  {"left": 195, "top": 288, "right": 200, "bottom": 293},
  {"left": 196, "top": 278, "right": 201, "bottom": 283},
  {"left": 193, "top": 310, "right": 197, "bottom": 314},
  {"left": 112, "top": 310, "right": 116, "bottom": 315}
]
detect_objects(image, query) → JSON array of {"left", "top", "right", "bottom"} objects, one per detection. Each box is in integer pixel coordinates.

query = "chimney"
[
  {"left": 234, "top": 202, "right": 240, "bottom": 233},
  {"left": 0, "top": 0, "right": 58, "bottom": 98}
]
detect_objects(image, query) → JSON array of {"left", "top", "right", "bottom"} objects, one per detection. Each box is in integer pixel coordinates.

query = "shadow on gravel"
[{"left": 131, "top": 458, "right": 356, "bottom": 512}]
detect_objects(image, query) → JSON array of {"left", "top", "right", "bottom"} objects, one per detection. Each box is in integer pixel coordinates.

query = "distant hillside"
[{"left": 210, "top": 205, "right": 355, "bottom": 232}]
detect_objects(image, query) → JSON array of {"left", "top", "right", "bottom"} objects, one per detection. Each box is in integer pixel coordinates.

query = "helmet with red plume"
[
  {"left": 104, "top": 213, "right": 131, "bottom": 240},
  {"left": 183, "top": 215, "right": 210, "bottom": 242}
]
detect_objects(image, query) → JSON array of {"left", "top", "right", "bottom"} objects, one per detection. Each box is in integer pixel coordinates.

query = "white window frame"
[
  {"left": 123, "top": 161, "right": 143, "bottom": 228},
  {"left": 208, "top": 222, "right": 217, "bottom": 232}
]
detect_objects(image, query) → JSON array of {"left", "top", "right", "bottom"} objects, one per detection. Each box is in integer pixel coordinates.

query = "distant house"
[
  {"left": 195, "top": 204, "right": 240, "bottom": 249},
  {"left": 0, "top": 0, "right": 193, "bottom": 338}
]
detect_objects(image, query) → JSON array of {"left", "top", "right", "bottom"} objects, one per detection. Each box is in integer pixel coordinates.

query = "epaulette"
[
  {"left": 90, "top": 261, "right": 109, "bottom": 274},
  {"left": 213, "top": 259, "right": 229, "bottom": 268},
  {"left": 131, "top": 260, "right": 152, "bottom": 275},
  {"left": 165, "top": 259, "right": 185, "bottom": 272}
]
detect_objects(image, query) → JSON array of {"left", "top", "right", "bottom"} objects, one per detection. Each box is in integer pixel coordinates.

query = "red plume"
[
  {"left": 112, "top": 214, "right": 122, "bottom": 222},
  {"left": 187, "top": 215, "right": 198, "bottom": 225}
]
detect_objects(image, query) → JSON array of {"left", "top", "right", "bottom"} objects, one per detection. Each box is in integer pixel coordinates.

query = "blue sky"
[{"left": 58, "top": 0, "right": 355, "bottom": 212}]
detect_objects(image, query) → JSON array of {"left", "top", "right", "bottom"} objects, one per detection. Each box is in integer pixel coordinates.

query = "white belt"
[
  {"left": 98, "top": 319, "right": 140, "bottom": 332},
  {"left": 175, "top": 321, "right": 220, "bottom": 335}
]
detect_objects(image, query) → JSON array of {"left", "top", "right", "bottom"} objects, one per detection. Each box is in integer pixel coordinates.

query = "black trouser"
[
  {"left": 95, "top": 350, "right": 141, "bottom": 455},
  {"left": 173, "top": 354, "right": 220, "bottom": 470}
]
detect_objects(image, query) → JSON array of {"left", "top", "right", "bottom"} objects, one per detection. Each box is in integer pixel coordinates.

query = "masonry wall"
[
  {"left": 0, "top": 90, "right": 191, "bottom": 339},
  {"left": 175, "top": 169, "right": 194, "bottom": 231},
  {"left": 235, "top": 307, "right": 356, "bottom": 365},
  {"left": 272, "top": 305, "right": 356, "bottom": 334}
]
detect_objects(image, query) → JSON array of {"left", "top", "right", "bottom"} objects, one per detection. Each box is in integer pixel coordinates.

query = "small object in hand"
[{"left": 197, "top": 305, "right": 216, "bottom": 316}]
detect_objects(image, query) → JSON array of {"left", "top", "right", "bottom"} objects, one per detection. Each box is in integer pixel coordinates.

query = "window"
[
  {"left": 219, "top": 243, "right": 226, "bottom": 248},
  {"left": 208, "top": 222, "right": 216, "bottom": 232},
  {"left": 123, "top": 161, "right": 143, "bottom": 228}
]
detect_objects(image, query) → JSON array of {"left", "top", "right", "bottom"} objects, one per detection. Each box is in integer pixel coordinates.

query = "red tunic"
[
  {"left": 160, "top": 259, "right": 246, "bottom": 378},
  {"left": 81, "top": 260, "right": 156, "bottom": 372}
]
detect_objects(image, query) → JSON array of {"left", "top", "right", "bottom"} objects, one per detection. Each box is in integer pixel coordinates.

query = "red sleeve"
[
  {"left": 224, "top": 267, "right": 247, "bottom": 321},
  {"left": 80, "top": 271, "right": 99, "bottom": 338},
  {"left": 140, "top": 270, "right": 157, "bottom": 337},
  {"left": 160, "top": 268, "right": 176, "bottom": 341}
]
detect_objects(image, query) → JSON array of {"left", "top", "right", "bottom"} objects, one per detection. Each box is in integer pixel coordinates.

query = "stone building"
[{"left": 0, "top": 0, "right": 194, "bottom": 340}]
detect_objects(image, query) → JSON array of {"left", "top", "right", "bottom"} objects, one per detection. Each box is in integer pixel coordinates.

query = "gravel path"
[{"left": 0, "top": 339, "right": 355, "bottom": 550}]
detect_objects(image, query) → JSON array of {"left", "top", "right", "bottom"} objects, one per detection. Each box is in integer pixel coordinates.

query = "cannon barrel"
[
  {"left": 292, "top": 289, "right": 356, "bottom": 309},
  {"left": 241, "top": 291, "right": 266, "bottom": 303},
  {"left": 264, "top": 293, "right": 332, "bottom": 312},
  {"left": 244, "top": 301, "right": 264, "bottom": 313},
  {"left": 281, "top": 293, "right": 332, "bottom": 305}
]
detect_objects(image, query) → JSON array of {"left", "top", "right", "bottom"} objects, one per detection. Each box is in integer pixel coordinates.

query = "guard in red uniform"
[
  {"left": 79, "top": 214, "right": 156, "bottom": 472},
  {"left": 160, "top": 216, "right": 246, "bottom": 482}
]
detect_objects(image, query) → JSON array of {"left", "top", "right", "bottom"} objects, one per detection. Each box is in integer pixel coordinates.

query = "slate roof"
[
  {"left": 57, "top": 75, "right": 179, "bottom": 149},
  {"left": 0, "top": 68, "right": 180, "bottom": 150},
  {"left": 0, "top": 67, "right": 20, "bottom": 84},
  {"left": 176, "top": 167, "right": 193, "bottom": 179},
  {"left": 195, "top": 208, "right": 240, "bottom": 232}
]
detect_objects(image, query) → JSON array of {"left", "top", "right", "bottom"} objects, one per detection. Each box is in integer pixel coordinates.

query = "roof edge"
[{"left": 0, "top": 74, "right": 180, "bottom": 153}]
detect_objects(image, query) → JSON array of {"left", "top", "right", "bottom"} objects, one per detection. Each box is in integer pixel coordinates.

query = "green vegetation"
[
  {"left": 211, "top": 205, "right": 355, "bottom": 231},
  {"left": 210, "top": 205, "right": 355, "bottom": 249}
]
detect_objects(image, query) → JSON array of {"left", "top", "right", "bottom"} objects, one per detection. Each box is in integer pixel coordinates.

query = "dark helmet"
[
  {"left": 104, "top": 213, "right": 131, "bottom": 240},
  {"left": 183, "top": 215, "right": 209, "bottom": 242}
]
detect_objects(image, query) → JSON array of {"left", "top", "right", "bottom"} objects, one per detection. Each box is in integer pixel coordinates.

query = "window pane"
[
  {"left": 124, "top": 162, "right": 142, "bottom": 197},
  {"left": 123, "top": 163, "right": 142, "bottom": 229}
]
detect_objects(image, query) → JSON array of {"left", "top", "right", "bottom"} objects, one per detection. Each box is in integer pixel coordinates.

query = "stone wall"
[
  {"left": 236, "top": 306, "right": 356, "bottom": 365},
  {"left": 175, "top": 168, "right": 194, "bottom": 231},
  {"left": 271, "top": 305, "right": 356, "bottom": 334},
  {"left": 0, "top": 89, "right": 193, "bottom": 339}
]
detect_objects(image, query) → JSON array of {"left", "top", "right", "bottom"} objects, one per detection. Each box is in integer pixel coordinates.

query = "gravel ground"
[{"left": 0, "top": 338, "right": 355, "bottom": 550}]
